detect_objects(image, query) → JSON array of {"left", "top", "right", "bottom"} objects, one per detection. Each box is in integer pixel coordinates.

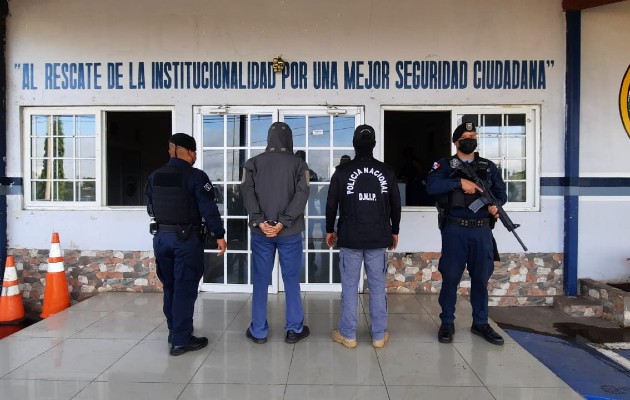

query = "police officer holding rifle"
[{"left": 426, "top": 122, "right": 508, "bottom": 346}]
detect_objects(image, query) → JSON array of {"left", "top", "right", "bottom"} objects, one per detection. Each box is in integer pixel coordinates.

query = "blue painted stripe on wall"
[
  {"left": 0, "top": 177, "right": 22, "bottom": 185},
  {"left": 0, "top": 177, "right": 23, "bottom": 195},
  {"left": 541, "top": 177, "right": 630, "bottom": 187},
  {"left": 541, "top": 177, "right": 630, "bottom": 196}
]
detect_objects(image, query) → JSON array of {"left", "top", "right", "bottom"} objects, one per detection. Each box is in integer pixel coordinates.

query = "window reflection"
[
  {"left": 333, "top": 116, "right": 355, "bottom": 147},
  {"left": 333, "top": 150, "right": 353, "bottom": 169},
  {"left": 203, "top": 252, "right": 224, "bottom": 283},
  {"left": 307, "top": 252, "right": 330, "bottom": 283},
  {"left": 508, "top": 181, "right": 526, "bottom": 202},
  {"left": 227, "top": 115, "right": 247, "bottom": 147},
  {"left": 227, "top": 253, "right": 248, "bottom": 284},
  {"left": 309, "top": 116, "right": 330, "bottom": 147},
  {"left": 251, "top": 114, "right": 273, "bottom": 147},
  {"left": 307, "top": 150, "right": 330, "bottom": 181},
  {"left": 203, "top": 115, "right": 224, "bottom": 147},
  {"left": 226, "top": 184, "right": 246, "bottom": 216},
  {"left": 203, "top": 149, "right": 223, "bottom": 182},
  {"left": 507, "top": 137, "right": 526, "bottom": 157},
  {"left": 227, "top": 149, "right": 247, "bottom": 182},
  {"left": 212, "top": 184, "right": 224, "bottom": 214},
  {"left": 283, "top": 115, "right": 307, "bottom": 147}
]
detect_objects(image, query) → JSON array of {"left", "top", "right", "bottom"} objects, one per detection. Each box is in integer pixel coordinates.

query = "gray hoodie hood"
[{"left": 266, "top": 122, "right": 294, "bottom": 152}]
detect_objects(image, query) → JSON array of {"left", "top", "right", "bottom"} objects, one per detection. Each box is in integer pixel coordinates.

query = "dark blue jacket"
[
  {"left": 240, "top": 127, "right": 310, "bottom": 237},
  {"left": 325, "top": 154, "right": 401, "bottom": 249}
]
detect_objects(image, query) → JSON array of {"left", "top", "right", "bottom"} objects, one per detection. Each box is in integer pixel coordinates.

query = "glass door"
[
  {"left": 195, "top": 106, "right": 364, "bottom": 293},
  {"left": 279, "top": 108, "right": 362, "bottom": 292}
]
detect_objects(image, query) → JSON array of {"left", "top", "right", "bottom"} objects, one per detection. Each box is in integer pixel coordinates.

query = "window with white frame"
[
  {"left": 26, "top": 110, "right": 99, "bottom": 204},
  {"left": 23, "top": 107, "right": 173, "bottom": 208},
  {"left": 383, "top": 106, "right": 538, "bottom": 210},
  {"left": 456, "top": 107, "right": 538, "bottom": 210}
]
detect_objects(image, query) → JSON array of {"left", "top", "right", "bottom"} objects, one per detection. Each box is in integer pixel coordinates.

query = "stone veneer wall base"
[
  {"left": 8, "top": 248, "right": 563, "bottom": 315},
  {"left": 580, "top": 278, "right": 630, "bottom": 327}
]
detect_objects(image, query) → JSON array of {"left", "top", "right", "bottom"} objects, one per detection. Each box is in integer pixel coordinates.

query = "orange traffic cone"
[
  {"left": 0, "top": 255, "right": 26, "bottom": 324},
  {"left": 40, "top": 232, "right": 71, "bottom": 318}
]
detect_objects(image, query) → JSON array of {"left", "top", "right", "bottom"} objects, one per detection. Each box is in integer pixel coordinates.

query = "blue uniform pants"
[
  {"left": 338, "top": 248, "right": 388, "bottom": 341},
  {"left": 153, "top": 232, "right": 204, "bottom": 347},
  {"left": 249, "top": 232, "right": 305, "bottom": 339},
  {"left": 438, "top": 224, "right": 494, "bottom": 326}
]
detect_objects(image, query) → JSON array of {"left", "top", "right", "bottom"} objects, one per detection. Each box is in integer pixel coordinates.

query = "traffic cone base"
[
  {"left": 40, "top": 232, "right": 71, "bottom": 318},
  {"left": 0, "top": 255, "right": 26, "bottom": 324}
]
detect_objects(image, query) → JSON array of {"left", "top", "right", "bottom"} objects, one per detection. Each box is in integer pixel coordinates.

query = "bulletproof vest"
[
  {"left": 438, "top": 155, "right": 490, "bottom": 209},
  {"left": 152, "top": 165, "right": 201, "bottom": 225}
]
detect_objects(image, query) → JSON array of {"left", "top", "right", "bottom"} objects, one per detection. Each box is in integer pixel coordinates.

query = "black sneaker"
[
  {"left": 438, "top": 323, "right": 455, "bottom": 343},
  {"left": 286, "top": 325, "right": 310, "bottom": 344},
  {"left": 169, "top": 335, "right": 209, "bottom": 356},
  {"left": 471, "top": 324, "right": 504, "bottom": 346},
  {"left": 246, "top": 328, "right": 267, "bottom": 344}
]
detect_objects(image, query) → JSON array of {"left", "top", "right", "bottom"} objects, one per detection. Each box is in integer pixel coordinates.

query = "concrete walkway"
[{"left": 0, "top": 292, "right": 583, "bottom": 400}]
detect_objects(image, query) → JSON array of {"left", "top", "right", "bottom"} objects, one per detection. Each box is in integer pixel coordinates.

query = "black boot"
[
  {"left": 438, "top": 323, "right": 455, "bottom": 343},
  {"left": 471, "top": 324, "right": 504, "bottom": 345}
]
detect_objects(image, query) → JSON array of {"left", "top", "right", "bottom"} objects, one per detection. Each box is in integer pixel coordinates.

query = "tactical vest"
[
  {"left": 151, "top": 165, "right": 201, "bottom": 225},
  {"left": 437, "top": 155, "right": 490, "bottom": 209}
]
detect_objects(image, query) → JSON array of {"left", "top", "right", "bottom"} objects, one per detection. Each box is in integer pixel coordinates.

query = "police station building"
[{"left": 3, "top": 0, "right": 630, "bottom": 310}]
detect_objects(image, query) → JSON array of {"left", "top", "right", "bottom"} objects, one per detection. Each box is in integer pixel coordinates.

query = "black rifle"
[{"left": 454, "top": 158, "right": 528, "bottom": 251}]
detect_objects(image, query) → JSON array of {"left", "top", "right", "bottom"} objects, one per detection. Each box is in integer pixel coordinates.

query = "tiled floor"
[{"left": 0, "top": 292, "right": 584, "bottom": 400}]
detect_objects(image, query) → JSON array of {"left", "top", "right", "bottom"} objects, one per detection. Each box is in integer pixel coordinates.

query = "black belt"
[
  {"left": 446, "top": 216, "right": 490, "bottom": 228},
  {"left": 158, "top": 224, "right": 200, "bottom": 233}
]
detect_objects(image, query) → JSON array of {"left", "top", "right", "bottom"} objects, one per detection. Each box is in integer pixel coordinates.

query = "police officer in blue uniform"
[
  {"left": 426, "top": 122, "right": 506, "bottom": 346},
  {"left": 146, "top": 133, "right": 227, "bottom": 356}
]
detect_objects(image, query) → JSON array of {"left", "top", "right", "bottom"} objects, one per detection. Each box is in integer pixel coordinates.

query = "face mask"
[{"left": 458, "top": 138, "right": 477, "bottom": 154}]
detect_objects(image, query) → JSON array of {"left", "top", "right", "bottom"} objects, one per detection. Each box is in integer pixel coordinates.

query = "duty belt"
[
  {"left": 157, "top": 224, "right": 200, "bottom": 232},
  {"left": 446, "top": 216, "right": 490, "bottom": 228}
]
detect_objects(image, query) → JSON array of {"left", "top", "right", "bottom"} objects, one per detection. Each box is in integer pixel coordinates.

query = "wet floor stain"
[
  {"left": 0, "top": 316, "right": 39, "bottom": 340},
  {"left": 496, "top": 320, "right": 630, "bottom": 344},
  {"left": 553, "top": 322, "right": 630, "bottom": 344}
]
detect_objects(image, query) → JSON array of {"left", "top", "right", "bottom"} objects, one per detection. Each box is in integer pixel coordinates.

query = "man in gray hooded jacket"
[{"left": 241, "top": 122, "right": 311, "bottom": 344}]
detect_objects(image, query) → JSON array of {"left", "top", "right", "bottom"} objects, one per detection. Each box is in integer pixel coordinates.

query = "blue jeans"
[
  {"left": 338, "top": 247, "right": 388, "bottom": 340},
  {"left": 249, "top": 232, "right": 305, "bottom": 339}
]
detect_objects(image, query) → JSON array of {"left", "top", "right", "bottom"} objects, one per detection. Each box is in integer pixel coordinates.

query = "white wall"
[
  {"left": 578, "top": 1, "right": 630, "bottom": 281},
  {"left": 7, "top": 0, "right": 566, "bottom": 254}
]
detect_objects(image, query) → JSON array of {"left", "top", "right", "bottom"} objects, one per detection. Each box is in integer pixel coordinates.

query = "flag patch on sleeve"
[{"left": 432, "top": 162, "right": 440, "bottom": 170}]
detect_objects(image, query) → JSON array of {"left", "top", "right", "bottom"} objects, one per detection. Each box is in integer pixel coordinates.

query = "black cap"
[
  {"left": 452, "top": 122, "right": 476, "bottom": 143},
  {"left": 169, "top": 133, "right": 196, "bottom": 152},
  {"left": 353, "top": 124, "right": 376, "bottom": 149}
]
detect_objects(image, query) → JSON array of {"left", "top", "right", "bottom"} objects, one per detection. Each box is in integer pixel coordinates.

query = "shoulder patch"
[
  {"left": 204, "top": 182, "right": 213, "bottom": 192},
  {"left": 432, "top": 162, "right": 440, "bottom": 170}
]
